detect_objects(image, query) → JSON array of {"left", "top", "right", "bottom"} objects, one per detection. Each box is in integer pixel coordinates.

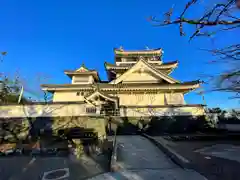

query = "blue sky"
[{"left": 0, "top": 0, "right": 239, "bottom": 109}]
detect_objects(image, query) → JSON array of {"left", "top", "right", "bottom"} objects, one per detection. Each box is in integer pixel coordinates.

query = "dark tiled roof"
[
  {"left": 119, "top": 104, "right": 206, "bottom": 108},
  {"left": 114, "top": 48, "right": 163, "bottom": 57},
  {"left": 64, "top": 70, "right": 97, "bottom": 73},
  {"left": 41, "top": 80, "right": 201, "bottom": 89},
  {"left": 104, "top": 61, "right": 178, "bottom": 69},
  {"left": 85, "top": 90, "right": 118, "bottom": 101},
  {"left": 64, "top": 70, "right": 100, "bottom": 81},
  {"left": 0, "top": 101, "right": 86, "bottom": 106},
  {"left": 114, "top": 48, "right": 162, "bottom": 52}
]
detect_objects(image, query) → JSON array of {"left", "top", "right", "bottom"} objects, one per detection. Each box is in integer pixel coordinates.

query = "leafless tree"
[{"left": 149, "top": 0, "right": 240, "bottom": 98}]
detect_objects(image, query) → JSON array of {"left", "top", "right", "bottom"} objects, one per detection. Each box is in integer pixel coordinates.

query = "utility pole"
[{"left": 18, "top": 85, "right": 24, "bottom": 104}]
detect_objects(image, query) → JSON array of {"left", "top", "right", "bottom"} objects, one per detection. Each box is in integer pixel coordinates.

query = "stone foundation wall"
[
  {"left": 52, "top": 116, "right": 106, "bottom": 139},
  {"left": 0, "top": 116, "right": 106, "bottom": 141}
]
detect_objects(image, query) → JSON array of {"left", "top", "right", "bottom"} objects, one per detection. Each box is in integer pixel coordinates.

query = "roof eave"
[
  {"left": 114, "top": 48, "right": 163, "bottom": 56},
  {"left": 64, "top": 71, "right": 100, "bottom": 81},
  {"left": 40, "top": 83, "right": 200, "bottom": 92},
  {"left": 104, "top": 61, "right": 178, "bottom": 71}
]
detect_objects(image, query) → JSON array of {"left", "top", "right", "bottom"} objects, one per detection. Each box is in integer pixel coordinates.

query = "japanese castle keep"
[{"left": 41, "top": 48, "right": 205, "bottom": 117}]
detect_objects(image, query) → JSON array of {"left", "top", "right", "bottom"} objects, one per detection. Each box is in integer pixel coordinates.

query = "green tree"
[
  {"left": 0, "top": 51, "right": 29, "bottom": 104},
  {"left": 0, "top": 76, "right": 29, "bottom": 104}
]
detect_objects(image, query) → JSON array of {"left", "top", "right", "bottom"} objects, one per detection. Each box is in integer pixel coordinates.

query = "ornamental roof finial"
[
  {"left": 139, "top": 56, "right": 145, "bottom": 61},
  {"left": 81, "top": 63, "right": 85, "bottom": 68},
  {"left": 76, "top": 62, "right": 89, "bottom": 72},
  {"left": 119, "top": 46, "right": 124, "bottom": 51}
]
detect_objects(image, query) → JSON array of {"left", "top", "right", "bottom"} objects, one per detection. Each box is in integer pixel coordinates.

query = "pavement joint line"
[
  {"left": 22, "top": 157, "right": 36, "bottom": 172},
  {"left": 142, "top": 134, "right": 191, "bottom": 169}
]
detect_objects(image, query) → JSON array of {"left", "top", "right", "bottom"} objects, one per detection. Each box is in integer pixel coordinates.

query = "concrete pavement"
[
  {"left": 0, "top": 154, "right": 109, "bottom": 180},
  {"left": 116, "top": 135, "right": 177, "bottom": 170},
  {"left": 152, "top": 136, "right": 240, "bottom": 180},
  {"left": 89, "top": 135, "right": 207, "bottom": 180},
  {"left": 195, "top": 144, "right": 240, "bottom": 163}
]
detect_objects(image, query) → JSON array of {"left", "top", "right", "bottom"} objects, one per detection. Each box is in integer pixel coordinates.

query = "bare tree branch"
[{"left": 150, "top": 0, "right": 240, "bottom": 99}]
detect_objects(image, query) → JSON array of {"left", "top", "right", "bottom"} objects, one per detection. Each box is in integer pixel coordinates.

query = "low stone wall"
[
  {"left": 0, "top": 103, "right": 205, "bottom": 118},
  {"left": 0, "top": 103, "right": 206, "bottom": 136},
  {"left": 119, "top": 105, "right": 205, "bottom": 117},
  {"left": 0, "top": 103, "right": 96, "bottom": 118}
]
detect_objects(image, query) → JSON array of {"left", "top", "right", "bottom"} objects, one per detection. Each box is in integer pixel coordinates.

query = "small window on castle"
[
  {"left": 86, "top": 107, "right": 96, "bottom": 114},
  {"left": 122, "top": 58, "right": 127, "bottom": 62},
  {"left": 116, "top": 58, "right": 121, "bottom": 62},
  {"left": 77, "top": 92, "right": 85, "bottom": 96}
]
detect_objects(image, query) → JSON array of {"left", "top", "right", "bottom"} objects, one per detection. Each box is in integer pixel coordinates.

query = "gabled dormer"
[
  {"left": 109, "top": 57, "right": 179, "bottom": 84},
  {"left": 64, "top": 63, "right": 100, "bottom": 84},
  {"left": 104, "top": 47, "right": 177, "bottom": 81}
]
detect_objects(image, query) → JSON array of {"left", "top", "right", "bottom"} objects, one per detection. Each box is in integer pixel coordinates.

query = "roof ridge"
[{"left": 114, "top": 48, "right": 162, "bottom": 52}]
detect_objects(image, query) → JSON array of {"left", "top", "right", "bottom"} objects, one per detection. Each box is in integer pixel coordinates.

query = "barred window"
[{"left": 86, "top": 107, "right": 96, "bottom": 114}]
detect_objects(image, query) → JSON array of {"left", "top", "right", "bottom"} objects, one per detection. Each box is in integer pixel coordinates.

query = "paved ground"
[
  {"left": 93, "top": 135, "right": 206, "bottom": 180},
  {"left": 0, "top": 153, "right": 109, "bottom": 180},
  {"left": 116, "top": 135, "right": 178, "bottom": 170},
  {"left": 153, "top": 136, "right": 240, "bottom": 180},
  {"left": 194, "top": 144, "right": 240, "bottom": 163}
]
